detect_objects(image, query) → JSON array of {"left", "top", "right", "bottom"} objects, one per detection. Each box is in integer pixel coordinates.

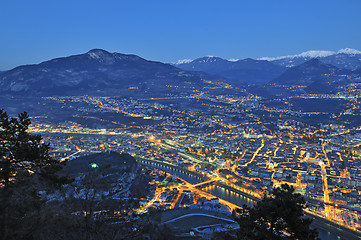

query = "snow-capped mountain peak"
[
  {"left": 258, "top": 48, "right": 361, "bottom": 70},
  {"left": 296, "top": 50, "right": 335, "bottom": 58},
  {"left": 193, "top": 56, "right": 223, "bottom": 63},
  {"left": 258, "top": 50, "right": 335, "bottom": 61},
  {"left": 87, "top": 49, "right": 110, "bottom": 59},
  {"left": 258, "top": 48, "right": 361, "bottom": 61},
  {"left": 337, "top": 48, "right": 361, "bottom": 55},
  {"left": 175, "top": 56, "right": 241, "bottom": 65}
]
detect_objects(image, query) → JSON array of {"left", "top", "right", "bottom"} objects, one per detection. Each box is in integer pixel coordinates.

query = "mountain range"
[
  {"left": 269, "top": 58, "right": 351, "bottom": 86},
  {"left": 0, "top": 49, "right": 214, "bottom": 96},
  {"left": 259, "top": 48, "right": 361, "bottom": 70},
  {"left": 263, "top": 58, "right": 361, "bottom": 96},
  {"left": 174, "top": 57, "right": 286, "bottom": 85},
  {"left": 1, "top": 48, "right": 361, "bottom": 96},
  {"left": 174, "top": 48, "right": 361, "bottom": 85}
]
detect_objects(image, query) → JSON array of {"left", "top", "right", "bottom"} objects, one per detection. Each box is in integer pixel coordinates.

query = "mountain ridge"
[
  {"left": 259, "top": 48, "right": 361, "bottom": 70},
  {"left": 174, "top": 48, "right": 361, "bottom": 71},
  {"left": 269, "top": 58, "right": 346, "bottom": 86},
  {"left": 174, "top": 56, "right": 286, "bottom": 85},
  {"left": 259, "top": 48, "right": 361, "bottom": 61},
  {"left": 0, "top": 49, "right": 217, "bottom": 96}
]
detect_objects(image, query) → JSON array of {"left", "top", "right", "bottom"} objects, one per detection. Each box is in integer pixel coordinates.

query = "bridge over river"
[{"left": 136, "top": 157, "right": 361, "bottom": 240}]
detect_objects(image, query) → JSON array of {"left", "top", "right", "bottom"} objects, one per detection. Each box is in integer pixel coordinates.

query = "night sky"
[{"left": 1, "top": 0, "right": 361, "bottom": 70}]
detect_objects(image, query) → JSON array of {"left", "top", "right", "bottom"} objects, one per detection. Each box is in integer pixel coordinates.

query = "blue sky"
[{"left": 1, "top": 0, "right": 361, "bottom": 70}]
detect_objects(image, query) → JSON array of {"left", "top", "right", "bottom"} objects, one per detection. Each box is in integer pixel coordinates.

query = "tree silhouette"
[
  {"left": 234, "top": 184, "right": 319, "bottom": 240},
  {"left": 0, "top": 109, "right": 68, "bottom": 240}
]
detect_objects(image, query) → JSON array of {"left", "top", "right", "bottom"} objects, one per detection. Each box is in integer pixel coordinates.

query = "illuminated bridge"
[
  {"left": 135, "top": 157, "right": 206, "bottom": 184},
  {"left": 193, "top": 179, "right": 218, "bottom": 188}
]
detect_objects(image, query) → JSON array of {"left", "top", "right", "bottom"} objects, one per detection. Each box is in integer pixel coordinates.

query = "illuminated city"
[
  {"left": 15, "top": 74, "right": 360, "bottom": 237},
  {"left": 1, "top": 1, "right": 361, "bottom": 239}
]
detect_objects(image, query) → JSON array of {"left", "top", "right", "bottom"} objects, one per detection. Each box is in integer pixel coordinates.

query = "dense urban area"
[
  {"left": 2, "top": 47, "right": 361, "bottom": 239},
  {"left": 11, "top": 73, "right": 358, "bottom": 237}
]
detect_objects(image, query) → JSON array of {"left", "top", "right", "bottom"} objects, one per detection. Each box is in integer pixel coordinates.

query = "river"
[{"left": 138, "top": 159, "right": 359, "bottom": 239}]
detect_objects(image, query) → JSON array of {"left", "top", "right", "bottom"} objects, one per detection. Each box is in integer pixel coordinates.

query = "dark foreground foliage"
[
  {"left": 233, "top": 184, "right": 319, "bottom": 240},
  {"left": 0, "top": 109, "right": 70, "bottom": 240},
  {"left": 0, "top": 109, "right": 176, "bottom": 239}
]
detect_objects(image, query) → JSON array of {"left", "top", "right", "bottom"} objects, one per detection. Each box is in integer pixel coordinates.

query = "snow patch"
[
  {"left": 258, "top": 57, "right": 278, "bottom": 61},
  {"left": 337, "top": 48, "right": 361, "bottom": 55},
  {"left": 175, "top": 59, "right": 193, "bottom": 64},
  {"left": 88, "top": 52, "right": 101, "bottom": 60},
  {"left": 228, "top": 58, "right": 239, "bottom": 62},
  {"left": 202, "top": 56, "right": 220, "bottom": 63},
  {"left": 10, "top": 83, "right": 28, "bottom": 92}
]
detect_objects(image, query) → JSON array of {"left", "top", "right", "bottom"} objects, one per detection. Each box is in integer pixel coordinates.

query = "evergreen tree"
[
  {"left": 234, "top": 184, "right": 319, "bottom": 240},
  {"left": 0, "top": 109, "right": 67, "bottom": 240}
]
